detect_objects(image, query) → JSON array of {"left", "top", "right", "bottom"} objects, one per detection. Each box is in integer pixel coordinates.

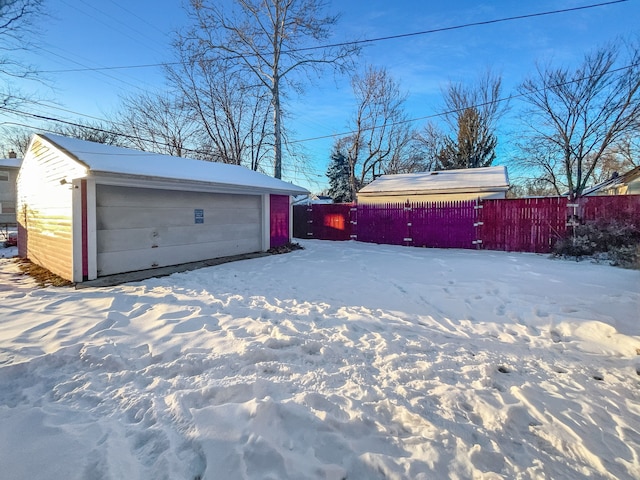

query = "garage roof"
[
  {"left": 40, "top": 133, "right": 308, "bottom": 195},
  {"left": 358, "top": 166, "right": 509, "bottom": 196}
]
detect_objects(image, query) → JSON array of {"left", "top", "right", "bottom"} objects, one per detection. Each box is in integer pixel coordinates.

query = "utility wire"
[
  {"left": 4, "top": 61, "right": 637, "bottom": 176},
  {"left": 34, "top": 0, "right": 628, "bottom": 74},
  {"left": 289, "top": 61, "right": 640, "bottom": 145}
]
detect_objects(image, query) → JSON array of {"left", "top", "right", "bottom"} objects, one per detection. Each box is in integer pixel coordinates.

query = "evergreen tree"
[
  {"left": 326, "top": 148, "right": 353, "bottom": 202},
  {"left": 437, "top": 107, "right": 497, "bottom": 170}
]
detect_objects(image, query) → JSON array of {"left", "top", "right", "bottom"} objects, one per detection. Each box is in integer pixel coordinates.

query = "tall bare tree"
[
  {"left": 115, "top": 92, "right": 200, "bottom": 158},
  {"left": 518, "top": 39, "right": 640, "bottom": 199},
  {"left": 178, "top": 0, "right": 357, "bottom": 178},
  {"left": 167, "top": 53, "right": 272, "bottom": 169},
  {"left": 340, "top": 66, "right": 414, "bottom": 200}
]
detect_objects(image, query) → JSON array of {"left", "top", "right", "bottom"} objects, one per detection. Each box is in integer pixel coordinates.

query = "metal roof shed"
[{"left": 17, "top": 133, "right": 308, "bottom": 283}]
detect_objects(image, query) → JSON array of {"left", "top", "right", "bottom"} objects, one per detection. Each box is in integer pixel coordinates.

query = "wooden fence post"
[
  {"left": 350, "top": 205, "right": 358, "bottom": 241},
  {"left": 306, "top": 204, "right": 314, "bottom": 239},
  {"left": 472, "top": 198, "right": 483, "bottom": 249},
  {"left": 404, "top": 200, "right": 413, "bottom": 246},
  {"left": 566, "top": 201, "right": 580, "bottom": 247}
]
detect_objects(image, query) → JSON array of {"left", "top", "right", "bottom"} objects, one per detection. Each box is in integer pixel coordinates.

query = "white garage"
[{"left": 17, "top": 133, "right": 308, "bottom": 283}]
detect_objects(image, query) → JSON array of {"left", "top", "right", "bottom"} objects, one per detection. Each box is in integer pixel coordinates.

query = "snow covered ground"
[{"left": 0, "top": 240, "right": 639, "bottom": 480}]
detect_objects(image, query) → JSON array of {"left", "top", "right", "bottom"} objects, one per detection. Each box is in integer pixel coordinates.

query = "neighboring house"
[
  {"left": 17, "top": 133, "right": 308, "bottom": 283},
  {"left": 0, "top": 152, "right": 22, "bottom": 225},
  {"left": 581, "top": 166, "right": 640, "bottom": 196},
  {"left": 357, "top": 166, "right": 510, "bottom": 204}
]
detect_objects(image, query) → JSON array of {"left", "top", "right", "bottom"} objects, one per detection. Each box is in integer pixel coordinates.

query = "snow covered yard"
[{"left": 0, "top": 240, "right": 639, "bottom": 480}]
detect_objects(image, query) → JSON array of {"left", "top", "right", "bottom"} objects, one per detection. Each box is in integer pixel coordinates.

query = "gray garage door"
[{"left": 96, "top": 185, "right": 262, "bottom": 277}]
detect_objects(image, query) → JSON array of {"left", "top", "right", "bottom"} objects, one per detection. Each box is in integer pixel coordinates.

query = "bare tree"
[
  {"left": 589, "top": 132, "right": 640, "bottom": 182},
  {"left": 340, "top": 66, "right": 413, "bottom": 200},
  {"left": 615, "top": 133, "right": 640, "bottom": 170},
  {"left": 515, "top": 137, "right": 566, "bottom": 195},
  {"left": 436, "top": 71, "right": 507, "bottom": 170},
  {"left": 178, "top": 0, "right": 358, "bottom": 178},
  {"left": 167, "top": 53, "right": 272, "bottom": 169},
  {"left": 0, "top": 0, "right": 44, "bottom": 108},
  {"left": 0, "top": 126, "right": 32, "bottom": 156},
  {"left": 518, "top": 39, "right": 640, "bottom": 199},
  {"left": 115, "top": 92, "right": 200, "bottom": 158},
  {"left": 51, "top": 120, "right": 122, "bottom": 146},
  {"left": 413, "top": 122, "right": 447, "bottom": 172}
]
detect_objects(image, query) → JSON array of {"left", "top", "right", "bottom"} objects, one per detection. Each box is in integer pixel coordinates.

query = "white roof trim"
[{"left": 38, "top": 133, "right": 308, "bottom": 195}]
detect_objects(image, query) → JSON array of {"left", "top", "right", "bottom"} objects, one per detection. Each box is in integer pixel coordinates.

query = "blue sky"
[{"left": 6, "top": 0, "right": 640, "bottom": 192}]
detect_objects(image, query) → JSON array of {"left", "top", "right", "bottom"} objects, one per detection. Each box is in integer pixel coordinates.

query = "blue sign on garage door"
[{"left": 195, "top": 208, "right": 204, "bottom": 224}]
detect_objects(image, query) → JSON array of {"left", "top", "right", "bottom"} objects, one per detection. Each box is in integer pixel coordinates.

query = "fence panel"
[
  {"left": 480, "top": 197, "right": 567, "bottom": 253},
  {"left": 292, "top": 204, "right": 311, "bottom": 239},
  {"left": 357, "top": 203, "right": 408, "bottom": 245},
  {"left": 411, "top": 200, "right": 477, "bottom": 249},
  {"left": 313, "top": 203, "right": 354, "bottom": 240},
  {"left": 578, "top": 195, "right": 640, "bottom": 228},
  {"left": 293, "top": 203, "right": 353, "bottom": 241}
]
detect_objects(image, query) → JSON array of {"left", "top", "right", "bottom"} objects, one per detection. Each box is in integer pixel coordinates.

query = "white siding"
[
  {"left": 95, "top": 185, "right": 262, "bottom": 276},
  {"left": 16, "top": 138, "right": 87, "bottom": 281}
]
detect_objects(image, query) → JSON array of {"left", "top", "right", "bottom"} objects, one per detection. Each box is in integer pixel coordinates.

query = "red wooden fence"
[
  {"left": 577, "top": 195, "right": 640, "bottom": 228},
  {"left": 293, "top": 195, "right": 640, "bottom": 254},
  {"left": 480, "top": 197, "right": 568, "bottom": 253}
]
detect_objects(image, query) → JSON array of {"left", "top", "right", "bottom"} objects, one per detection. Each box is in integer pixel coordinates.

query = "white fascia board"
[{"left": 88, "top": 172, "right": 304, "bottom": 196}]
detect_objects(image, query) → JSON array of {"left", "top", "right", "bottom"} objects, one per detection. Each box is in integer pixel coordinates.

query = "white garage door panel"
[
  {"left": 97, "top": 238, "right": 260, "bottom": 277},
  {"left": 96, "top": 185, "right": 262, "bottom": 277},
  {"left": 97, "top": 205, "right": 260, "bottom": 230},
  {"left": 97, "top": 187, "right": 260, "bottom": 209},
  {"left": 97, "top": 223, "right": 261, "bottom": 253}
]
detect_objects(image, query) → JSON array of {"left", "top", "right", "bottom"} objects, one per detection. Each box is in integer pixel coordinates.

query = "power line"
[
  {"left": 5, "top": 60, "right": 637, "bottom": 179},
  {"left": 33, "top": 0, "right": 628, "bottom": 74},
  {"left": 289, "top": 62, "right": 640, "bottom": 145},
  {"left": 291, "top": 0, "right": 630, "bottom": 52}
]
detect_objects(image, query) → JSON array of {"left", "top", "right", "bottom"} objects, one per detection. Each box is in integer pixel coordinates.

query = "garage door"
[{"left": 95, "top": 185, "right": 262, "bottom": 277}]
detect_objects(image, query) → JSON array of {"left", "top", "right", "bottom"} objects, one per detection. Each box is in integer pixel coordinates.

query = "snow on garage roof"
[
  {"left": 358, "top": 166, "right": 509, "bottom": 195},
  {"left": 38, "top": 133, "right": 308, "bottom": 195}
]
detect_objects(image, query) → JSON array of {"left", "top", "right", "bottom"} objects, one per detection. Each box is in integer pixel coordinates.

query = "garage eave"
[{"left": 88, "top": 171, "right": 307, "bottom": 196}]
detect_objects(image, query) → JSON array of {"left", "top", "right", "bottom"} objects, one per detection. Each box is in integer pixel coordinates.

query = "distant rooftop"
[
  {"left": 358, "top": 166, "right": 509, "bottom": 195},
  {"left": 0, "top": 158, "right": 22, "bottom": 168}
]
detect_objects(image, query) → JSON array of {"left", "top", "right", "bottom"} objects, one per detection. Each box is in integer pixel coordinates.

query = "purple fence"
[
  {"left": 293, "top": 195, "right": 640, "bottom": 254},
  {"left": 356, "top": 201, "right": 477, "bottom": 248}
]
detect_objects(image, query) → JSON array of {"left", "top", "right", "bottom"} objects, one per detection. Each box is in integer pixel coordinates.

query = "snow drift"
[{"left": 0, "top": 240, "right": 638, "bottom": 479}]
